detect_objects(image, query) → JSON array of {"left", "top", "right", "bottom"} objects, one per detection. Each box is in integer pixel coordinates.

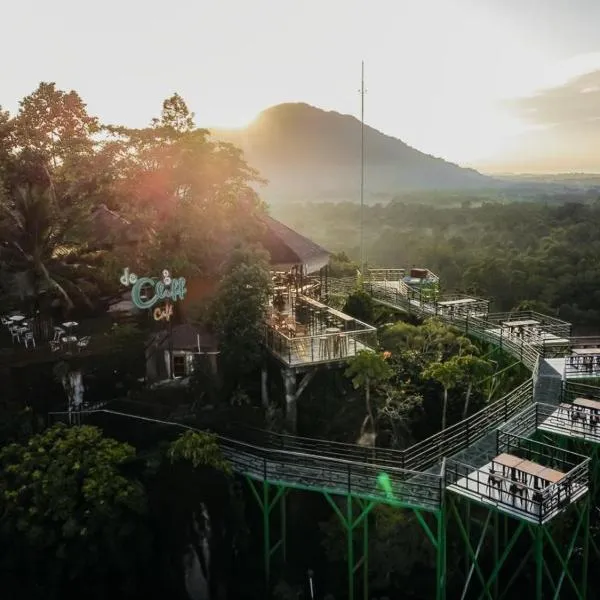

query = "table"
[
  {"left": 326, "top": 307, "right": 355, "bottom": 322},
  {"left": 62, "top": 321, "right": 79, "bottom": 329},
  {"left": 537, "top": 467, "right": 565, "bottom": 484},
  {"left": 437, "top": 298, "right": 477, "bottom": 306},
  {"left": 573, "top": 348, "right": 600, "bottom": 356},
  {"left": 492, "top": 453, "right": 524, "bottom": 477},
  {"left": 9, "top": 315, "right": 26, "bottom": 322},
  {"left": 298, "top": 295, "right": 327, "bottom": 309},
  {"left": 573, "top": 397, "right": 600, "bottom": 411},
  {"left": 62, "top": 335, "right": 78, "bottom": 352},
  {"left": 501, "top": 319, "right": 540, "bottom": 328}
]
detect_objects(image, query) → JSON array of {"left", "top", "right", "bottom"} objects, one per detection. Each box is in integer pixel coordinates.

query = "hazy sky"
[{"left": 3, "top": 0, "right": 600, "bottom": 172}]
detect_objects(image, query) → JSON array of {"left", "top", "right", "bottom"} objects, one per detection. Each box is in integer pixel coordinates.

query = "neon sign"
[{"left": 120, "top": 268, "right": 187, "bottom": 321}]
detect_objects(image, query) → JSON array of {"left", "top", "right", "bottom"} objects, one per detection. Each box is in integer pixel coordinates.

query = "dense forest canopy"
[{"left": 276, "top": 199, "right": 600, "bottom": 330}]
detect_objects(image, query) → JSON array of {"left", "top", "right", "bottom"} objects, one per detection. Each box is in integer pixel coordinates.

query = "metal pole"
[{"left": 359, "top": 60, "right": 366, "bottom": 276}]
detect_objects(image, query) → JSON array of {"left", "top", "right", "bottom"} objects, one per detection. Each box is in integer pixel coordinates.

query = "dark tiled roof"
[
  {"left": 148, "top": 323, "right": 218, "bottom": 352},
  {"left": 259, "top": 214, "right": 330, "bottom": 273}
]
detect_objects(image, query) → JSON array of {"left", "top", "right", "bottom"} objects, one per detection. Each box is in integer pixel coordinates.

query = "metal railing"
[
  {"left": 264, "top": 323, "right": 377, "bottom": 367},
  {"left": 444, "top": 455, "right": 588, "bottom": 524},
  {"left": 564, "top": 353, "right": 600, "bottom": 379},
  {"left": 535, "top": 401, "right": 600, "bottom": 444},
  {"left": 48, "top": 409, "right": 442, "bottom": 510},
  {"left": 402, "top": 379, "right": 533, "bottom": 472}
]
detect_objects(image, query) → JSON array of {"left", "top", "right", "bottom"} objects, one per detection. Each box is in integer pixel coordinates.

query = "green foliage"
[
  {"left": 343, "top": 287, "right": 375, "bottom": 322},
  {"left": 211, "top": 244, "right": 272, "bottom": 388},
  {"left": 0, "top": 424, "right": 150, "bottom": 599},
  {"left": 345, "top": 350, "right": 393, "bottom": 390},
  {"left": 279, "top": 199, "right": 600, "bottom": 327},
  {"left": 167, "top": 430, "right": 232, "bottom": 474}
]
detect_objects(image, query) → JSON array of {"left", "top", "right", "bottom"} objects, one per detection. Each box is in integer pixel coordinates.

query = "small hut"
[{"left": 145, "top": 323, "right": 219, "bottom": 383}]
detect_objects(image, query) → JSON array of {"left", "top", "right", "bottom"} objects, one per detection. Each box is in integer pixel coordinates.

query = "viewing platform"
[
  {"left": 264, "top": 293, "right": 376, "bottom": 368},
  {"left": 445, "top": 430, "right": 589, "bottom": 524},
  {"left": 563, "top": 337, "right": 600, "bottom": 379}
]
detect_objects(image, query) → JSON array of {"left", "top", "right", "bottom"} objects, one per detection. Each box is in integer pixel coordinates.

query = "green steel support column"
[
  {"left": 323, "top": 493, "right": 374, "bottom": 600},
  {"left": 534, "top": 526, "right": 543, "bottom": 600},
  {"left": 493, "top": 511, "right": 499, "bottom": 599},
  {"left": 412, "top": 506, "right": 446, "bottom": 600},
  {"left": 246, "top": 477, "right": 288, "bottom": 589},
  {"left": 539, "top": 497, "right": 589, "bottom": 600},
  {"left": 437, "top": 499, "right": 447, "bottom": 600}
]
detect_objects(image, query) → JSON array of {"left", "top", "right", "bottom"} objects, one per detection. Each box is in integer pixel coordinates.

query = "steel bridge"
[{"left": 51, "top": 270, "right": 600, "bottom": 600}]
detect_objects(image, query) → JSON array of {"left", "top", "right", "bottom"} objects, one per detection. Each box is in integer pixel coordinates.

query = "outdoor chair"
[
  {"left": 76, "top": 336, "right": 91, "bottom": 352},
  {"left": 23, "top": 331, "right": 35, "bottom": 349}
]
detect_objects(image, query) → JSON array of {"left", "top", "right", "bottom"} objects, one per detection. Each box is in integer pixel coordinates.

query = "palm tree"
[{"left": 0, "top": 175, "right": 99, "bottom": 313}]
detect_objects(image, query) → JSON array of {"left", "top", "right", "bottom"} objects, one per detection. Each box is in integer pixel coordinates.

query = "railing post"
[
  {"left": 347, "top": 463, "right": 352, "bottom": 494},
  {"left": 504, "top": 396, "right": 508, "bottom": 421},
  {"left": 465, "top": 419, "right": 470, "bottom": 447},
  {"left": 465, "top": 313, "right": 469, "bottom": 335}
]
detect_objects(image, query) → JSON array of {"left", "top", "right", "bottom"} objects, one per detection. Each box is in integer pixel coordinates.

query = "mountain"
[{"left": 210, "top": 103, "right": 495, "bottom": 203}]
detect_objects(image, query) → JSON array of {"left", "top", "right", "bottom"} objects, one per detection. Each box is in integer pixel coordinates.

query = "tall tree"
[
  {"left": 12, "top": 82, "right": 100, "bottom": 170},
  {"left": 0, "top": 424, "right": 150, "bottom": 600},
  {"left": 456, "top": 354, "right": 493, "bottom": 418},
  {"left": 211, "top": 245, "right": 272, "bottom": 394},
  {"left": 422, "top": 356, "right": 464, "bottom": 430},
  {"left": 345, "top": 350, "right": 394, "bottom": 438}
]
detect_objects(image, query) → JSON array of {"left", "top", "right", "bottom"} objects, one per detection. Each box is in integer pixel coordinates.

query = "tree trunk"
[
  {"left": 365, "top": 377, "right": 375, "bottom": 435},
  {"left": 441, "top": 388, "right": 448, "bottom": 430},
  {"left": 462, "top": 382, "right": 473, "bottom": 419}
]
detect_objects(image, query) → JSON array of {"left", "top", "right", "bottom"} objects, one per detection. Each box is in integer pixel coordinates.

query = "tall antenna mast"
[{"left": 359, "top": 60, "right": 366, "bottom": 276}]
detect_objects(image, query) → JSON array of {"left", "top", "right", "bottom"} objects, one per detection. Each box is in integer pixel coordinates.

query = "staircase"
[{"left": 534, "top": 358, "right": 564, "bottom": 405}]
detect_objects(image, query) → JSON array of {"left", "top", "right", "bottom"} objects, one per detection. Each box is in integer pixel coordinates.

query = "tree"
[
  {"left": 12, "top": 82, "right": 100, "bottom": 171},
  {"left": 456, "top": 354, "right": 493, "bottom": 418},
  {"left": 147, "top": 430, "right": 237, "bottom": 599},
  {"left": 0, "top": 173, "right": 100, "bottom": 311},
  {"left": 345, "top": 350, "right": 393, "bottom": 439},
  {"left": 343, "top": 286, "right": 375, "bottom": 323},
  {"left": 211, "top": 245, "right": 272, "bottom": 394},
  {"left": 0, "top": 424, "right": 150, "bottom": 600},
  {"left": 422, "top": 356, "right": 464, "bottom": 430}
]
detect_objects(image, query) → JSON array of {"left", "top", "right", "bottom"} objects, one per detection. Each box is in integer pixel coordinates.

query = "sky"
[{"left": 3, "top": 0, "right": 600, "bottom": 173}]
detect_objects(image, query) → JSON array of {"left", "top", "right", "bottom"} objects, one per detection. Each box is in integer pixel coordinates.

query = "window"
[
  {"left": 173, "top": 355, "right": 187, "bottom": 378},
  {"left": 171, "top": 352, "right": 195, "bottom": 378}
]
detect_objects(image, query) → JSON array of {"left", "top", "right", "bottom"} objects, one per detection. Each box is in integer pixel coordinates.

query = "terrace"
[
  {"left": 433, "top": 293, "right": 489, "bottom": 319},
  {"left": 264, "top": 293, "right": 377, "bottom": 368},
  {"left": 445, "top": 429, "right": 589, "bottom": 524},
  {"left": 564, "top": 337, "right": 600, "bottom": 379},
  {"left": 0, "top": 312, "right": 118, "bottom": 368},
  {"left": 476, "top": 310, "right": 572, "bottom": 358}
]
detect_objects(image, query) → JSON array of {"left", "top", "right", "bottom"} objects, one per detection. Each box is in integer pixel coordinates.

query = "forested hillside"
[{"left": 276, "top": 199, "right": 600, "bottom": 330}]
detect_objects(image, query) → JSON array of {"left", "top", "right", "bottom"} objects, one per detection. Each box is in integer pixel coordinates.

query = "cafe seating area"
[
  {"left": 445, "top": 431, "right": 589, "bottom": 524},
  {"left": 537, "top": 396, "right": 600, "bottom": 443},
  {"left": 265, "top": 290, "right": 377, "bottom": 367},
  {"left": 0, "top": 312, "right": 96, "bottom": 366}
]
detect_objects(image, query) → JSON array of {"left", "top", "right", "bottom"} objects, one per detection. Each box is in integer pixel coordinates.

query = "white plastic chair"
[{"left": 23, "top": 331, "right": 35, "bottom": 349}]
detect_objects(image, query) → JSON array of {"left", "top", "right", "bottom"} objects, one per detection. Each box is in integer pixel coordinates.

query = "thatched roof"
[{"left": 259, "top": 214, "right": 330, "bottom": 274}]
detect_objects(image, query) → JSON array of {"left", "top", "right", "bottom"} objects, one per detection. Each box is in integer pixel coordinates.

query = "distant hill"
[{"left": 210, "top": 103, "right": 495, "bottom": 204}]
